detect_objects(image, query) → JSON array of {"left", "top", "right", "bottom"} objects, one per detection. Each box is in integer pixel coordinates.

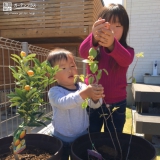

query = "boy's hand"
[
  {"left": 90, "top": 84, "right": 105, "bottom": 102},
  {"left": 79, "top": 84, "right": 105, "bottom": 102},
  {"left": 79, "top": 84, "right": 105, "bottom": 101}
]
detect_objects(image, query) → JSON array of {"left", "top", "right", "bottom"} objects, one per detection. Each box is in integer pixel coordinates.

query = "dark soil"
[
  {"left": 0, "top": 146, "right": 54, "bottom": 160},
  {"left": 80, "top": 145, "right": 143, "bottom": 160}
]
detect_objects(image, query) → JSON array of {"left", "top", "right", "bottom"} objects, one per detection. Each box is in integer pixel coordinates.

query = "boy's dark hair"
[
  {"left": 98, "top": 3, "right": 129, "bottom": 48},
  {"left": 47, "top": 48, "right": 74, "bottom": 67}
]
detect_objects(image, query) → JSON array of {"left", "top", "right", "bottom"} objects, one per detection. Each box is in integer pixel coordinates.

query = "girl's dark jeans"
[
  {"left": 61, "top": 141, "right": 72, "bottom": 160},
  {"left": 87, "top": 99, "right": 126, "bottom": 133}
]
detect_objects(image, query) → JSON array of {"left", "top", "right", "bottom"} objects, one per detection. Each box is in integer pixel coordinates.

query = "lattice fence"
[{"left": 0, "top": 37, "right": 84, "bottom": 138}]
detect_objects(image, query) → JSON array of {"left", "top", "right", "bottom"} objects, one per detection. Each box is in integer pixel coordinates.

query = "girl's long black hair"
[
  {"left": 96, "top": 4, "right": 131, "bottom": 71},
  {"left": 98, "top": 3, "right": 129, "bottom": 48}
]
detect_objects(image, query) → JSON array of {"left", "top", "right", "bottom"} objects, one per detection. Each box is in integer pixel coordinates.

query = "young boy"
[{"left": 47, "top": 48, "right": 104, "bottom": 160}]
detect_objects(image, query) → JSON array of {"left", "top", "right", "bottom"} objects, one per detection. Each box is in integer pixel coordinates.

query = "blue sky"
[{"left": 103, "top": 0, "right": 122, "bottom": 5}]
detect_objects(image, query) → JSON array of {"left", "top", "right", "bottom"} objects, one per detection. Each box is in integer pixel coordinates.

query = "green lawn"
[{"left": 123, "top": 107, "right": 160, "bottom": 160}]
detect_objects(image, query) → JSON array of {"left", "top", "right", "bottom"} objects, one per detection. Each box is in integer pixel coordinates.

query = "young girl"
[
  {"left": 79, "top": 3, "right": 134, "bottom": 133},
  {"left": 47, "top": 48, "right": 104, "bottom": 160}
]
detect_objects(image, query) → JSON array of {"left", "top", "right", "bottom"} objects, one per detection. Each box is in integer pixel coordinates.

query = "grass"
[{"left": 123, "top": 107, "right": 160, "bottom": 160}]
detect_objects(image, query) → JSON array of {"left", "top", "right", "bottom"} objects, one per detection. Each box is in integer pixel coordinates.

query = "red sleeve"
[
  {"left": 79, "top": 34, "right": 134, "bottom": 67},
  {"left": 79, "top": 33, "right": 99, "bottom": 59},
  {"left": 108, "top": 38, "right": 135, "bottom": 67}
]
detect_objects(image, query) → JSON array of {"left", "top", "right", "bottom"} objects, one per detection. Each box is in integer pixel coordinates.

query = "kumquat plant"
[
  {"left": 74, "top": 48, "right": 108, "bottom": 108},
  {"left": 8, "top": 51, "right": 59, "bottom": 159}
]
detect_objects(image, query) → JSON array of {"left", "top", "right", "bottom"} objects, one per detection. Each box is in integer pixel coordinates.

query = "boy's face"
[{"left": 54, "top": 55, "right": 78, "bottom": 89}]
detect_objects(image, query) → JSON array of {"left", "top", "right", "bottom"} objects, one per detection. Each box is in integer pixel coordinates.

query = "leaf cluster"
[
  {"left": 79, "top": 48, "right": 108, "bottom": 108},
  {"left": 82, "top": 48, "right": 108, "bottom": 84}
]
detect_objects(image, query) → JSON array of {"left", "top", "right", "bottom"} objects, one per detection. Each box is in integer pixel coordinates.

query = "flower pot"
[
  {"left": 71, "top": 132, "right": 156, "bottom": 160},
  {"left": 0, "top": 134, "right": 63, "bottom": 160},
  {"left": 144, "top": 75, "right": 160, "bottom": 85}
]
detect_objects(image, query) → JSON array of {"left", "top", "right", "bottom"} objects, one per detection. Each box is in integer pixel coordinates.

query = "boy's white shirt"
[{"left": 48, "top": 82, "right": 102, "bottom": 138}]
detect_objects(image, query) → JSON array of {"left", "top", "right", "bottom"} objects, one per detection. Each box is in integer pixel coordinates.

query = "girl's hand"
[
  {"left": 92, "top": 18, "right": 106, "bottom": 46},
  {"left": 98, "top": 22, "right": 115, "bottom": 51}
]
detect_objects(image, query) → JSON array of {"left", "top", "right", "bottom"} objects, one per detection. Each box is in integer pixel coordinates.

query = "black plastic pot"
[
  {"left": 0, "top": 134, "right": 63, "bottom": 160},
  {"left": 71, "top": 132, "right": 156, "bottom": 160}
]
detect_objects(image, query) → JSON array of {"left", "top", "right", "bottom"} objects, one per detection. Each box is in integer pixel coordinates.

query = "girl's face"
[
  {"left": 109, "top": 17, "right": 123, "bottom": 41},
  {"left": 54, "top": 55, "right": 78, "bottom": 89}
]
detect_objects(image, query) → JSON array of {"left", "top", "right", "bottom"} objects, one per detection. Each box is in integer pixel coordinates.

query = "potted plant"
[
  {"left": 0, "top": 51, "right": 63, "bottom": 160},
  {"left": 71, "top": 49, "right": 156, "bottom": 160}
]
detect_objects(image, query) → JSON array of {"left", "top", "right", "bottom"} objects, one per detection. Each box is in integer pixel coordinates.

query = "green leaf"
[
  {"left": 103, "top": 69, "right": 108, "bottom": 75},
  {"left": 82, "top": 99, "right": 88, "bottom": 109},
  {"left": 20, "top": 102, "right": 27, "bottom": 107},
  {"left": 52, "top": 65, "right": 59, "bottom": 71},
  {"left": 74, "top": 75, "right": 79, "bottom": 83},
  {"left": 96, "top": 70, "right": 102, "bottom": 81},
  {"left": 17, "top": 109, "right": 26, "bottom": 116},
  {"left": 112, "top": 107, "right": 120, "bottom": 112},
  {"left": 9, "top": 66, "right": 17, "bottom": 73},
  {"left": 32, "top": 112, "right": 44, "bottom": 118},
  {"left": 27, "top": 122, "right": 42, "bottom": 127},
  {"left": 33, "top": 58, "right": 41, "bottom": 67},
  {"left": 26, "top": 88, "right": 37, "bottom": 99},
  {"left": 132, "top": 77, "right": 136, "bottom": 83},
  {"left": 11, "top": 54, "right": 22, "bottom": 61},
  {"left": 28, "top": 91, "right": 39, "bottom": 100},
  {"left": 93, "top": 60, "right": 98, "bottom": 64},
  {"left": 90, "top": 63, "right": 98, "bottom": 73},
  {"left": 11, "top": 57, "right": 20, "bottom": 64},
  {"left": 10, "top": 102, "right": 20, "bottom": 107},
  {"left": 8, "top": 92, "right": 17, "bottom": 98},
  {"left": 128, "top": 76, "right": 136, "bottom": 83},
  {"left": 15, "top": 88, "right": 24, "bottom": 97},
  {"left": 35, "top": 120, "right": 47, "bottom": 127},
  {"left": 128, "top": 76, "right": 133, "bottom": 80},
  {"left": 17, "top": 89, "right": 27, "bottom": 101},
  {"left": 26, "top": 54, "right": 36, "bottom": 59},
  {"left": 9, "top": 96, "right": 22, "bottom": 101},
  {"left": 79, "top": 75, "right": 85, "bottom": 82},
  {"left": 42, "top": 117, "right": 52, "bottom": 121},
  {"left": 89, "top": 48, "right": 97, "bottom": 58},
  {"left": 100, "top": 113, "right": 108, "bottom": 118},
  {"left": 88, "top": 77, "right": 94, "bottom": 84},
  {"left": 135, "top": 52, "right": 144, "bottom": 58}
]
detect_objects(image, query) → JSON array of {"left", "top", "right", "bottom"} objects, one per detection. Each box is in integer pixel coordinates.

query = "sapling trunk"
[{"left": 11, "top": 143, "right": 19, "bottom": 160}]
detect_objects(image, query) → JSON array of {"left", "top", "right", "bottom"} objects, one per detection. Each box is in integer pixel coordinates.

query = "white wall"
[{"left": 126, "top": 0, "right": 160, "bottom": 83}]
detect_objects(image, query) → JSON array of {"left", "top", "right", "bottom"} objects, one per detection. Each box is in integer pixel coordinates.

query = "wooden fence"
[{"left": 0, "top": 0, "right": 103, "bottom": 38}]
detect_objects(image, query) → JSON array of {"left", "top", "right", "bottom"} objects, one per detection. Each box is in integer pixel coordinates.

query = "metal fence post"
[
  {"left": 21, "top": 42, "right": 29, "bottom": 55},
  {"left": 21, "top": 42, "right": 31, "bottom": 133}
]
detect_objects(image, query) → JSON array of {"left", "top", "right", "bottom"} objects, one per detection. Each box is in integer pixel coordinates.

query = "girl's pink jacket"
[{"left": 79, "top": 33, "right": 134, "bottom": 104}]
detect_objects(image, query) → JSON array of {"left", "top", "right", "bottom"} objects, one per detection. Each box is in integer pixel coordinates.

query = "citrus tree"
[{"left": 8, "top": 51, "right": 59, "bottom": 157}]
